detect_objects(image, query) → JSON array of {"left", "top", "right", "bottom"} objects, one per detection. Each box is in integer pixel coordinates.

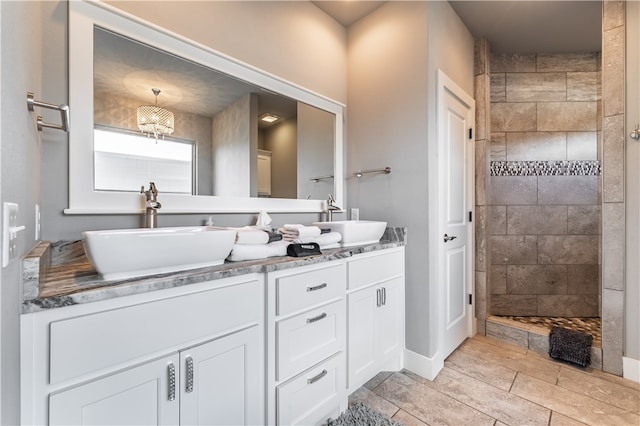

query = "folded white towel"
[
  {"left": 278, "top": 225, "right": 322, "bottom": 239},
  {"left": 235, "top": 229, "right": 269, "bottom": 245},
  {"left": 227, "top": 240, "right": 289, "bottom": 262},
  {"left": 294, "top": 232, "right": 342, "bottom": 249}
]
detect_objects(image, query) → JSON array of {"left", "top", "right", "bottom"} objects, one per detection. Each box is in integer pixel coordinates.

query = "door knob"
[{"left": 443, "top": 234, "right": 457, "bottom": 242}]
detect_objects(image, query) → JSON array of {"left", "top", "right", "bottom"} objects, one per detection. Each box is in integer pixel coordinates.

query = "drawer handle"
[
  {"left": 307, "top": 282, "right": 328, "bottom": 292},
  {"left": 306, "top": 312, "right": 327, "bottom": 324},
  {"left": 307, "top": 369, "right": 328, "bottom": 384},
  {"left": 185, "top": 356, "right": 194, "bottom": 393},
  {"left": 168, "top": 362, "right": 176, "bottom": 401}
]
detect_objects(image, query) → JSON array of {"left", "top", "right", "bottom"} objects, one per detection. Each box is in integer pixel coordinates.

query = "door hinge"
[
  {"left": 468, "top": 211, "right": 473, "bottom": 222},
  {"left": 468, "top": 294, "right": 473, "bottom": 305},
  {"left": 469, "top": 128, "right": 473, "bottom": 139}
]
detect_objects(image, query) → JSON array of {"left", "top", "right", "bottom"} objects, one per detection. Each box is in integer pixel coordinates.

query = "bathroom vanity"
[{"left": 20, "top": 228, "right": 406, "bottom": 425}]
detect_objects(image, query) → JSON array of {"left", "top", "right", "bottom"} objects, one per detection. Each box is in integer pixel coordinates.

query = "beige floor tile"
[
  {"left": 461, "top": 337, "right": 561, "bottom": 384},
  {"left": 557, "top": 367, "right": 640, "bottom": 413},
  {"left": 589, "top": 368, "right": 640, "bottom": 392},
  {"left": 445, "top": 348, "right": 517, "bottom": 391},
  {"left": 472, "top": 333, "right": 528, "bottom": 354},
  {"left": 549, "top": 412, "right": 588, "bottom": 426},
  {"left": 375, "top": 372, "right": 496, "bottom": 426},
  {"left": 424, "top": 367, "right": 550, "bottom": 426},
  {"left": 511, "top": 373, "right": 640, "bottom": 425},
  {"left": 400, "top": 368, "right": 429, "bottom": 384},
  {"left": 392, "top": 409, "right": 429, "bottom": 426},
  {"left": 364, "top": 371, "right": 394, "bottom": 390},
  {"left": 348, "top": 386, "right": 399, "bottom": 419}
]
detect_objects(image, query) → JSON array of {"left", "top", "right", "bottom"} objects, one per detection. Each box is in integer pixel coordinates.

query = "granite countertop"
[{"left": 22, "top": 227, "right": 406, "bottom": 313}]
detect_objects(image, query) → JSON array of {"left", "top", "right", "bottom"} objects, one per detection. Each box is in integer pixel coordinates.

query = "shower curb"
[{"left": 485, "top": 316, "right": 603, "bottom": 370}]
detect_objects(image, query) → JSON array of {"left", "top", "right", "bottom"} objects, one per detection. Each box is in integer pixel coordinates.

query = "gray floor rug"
[{"left": 325, "top": 402, "right": 403, "bottom": 426}]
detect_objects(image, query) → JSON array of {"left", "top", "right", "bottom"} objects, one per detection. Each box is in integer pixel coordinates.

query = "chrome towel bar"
[
  {"left": 27, "top": 92, "right": 70, "bottom": 132},
  {"left": 354, "top": 166, "right": 391, "bottom": 178},
  {"left": 309, "top": 174, "right": 334, "bottom": 183}
]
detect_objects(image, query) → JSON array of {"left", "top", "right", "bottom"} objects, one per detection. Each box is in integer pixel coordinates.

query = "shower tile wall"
[{"left": 488, "top": 53, "right": 601, "bottom": 317}]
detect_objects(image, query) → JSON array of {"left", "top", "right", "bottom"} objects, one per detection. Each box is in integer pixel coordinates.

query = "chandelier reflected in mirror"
[{"left": 137, "top": 88, "right": 174, "bottom": 140}]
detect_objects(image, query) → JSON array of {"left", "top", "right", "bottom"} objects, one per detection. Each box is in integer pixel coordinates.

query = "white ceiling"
[
  {"left": 314, "top": 1, "right": 602, "bottom": 54},
  {"left": 449, "top": 1, "right": 602, "bottom": 54},
  {"left": 311, "top": 1, "right": 386, "bottom": 26}
]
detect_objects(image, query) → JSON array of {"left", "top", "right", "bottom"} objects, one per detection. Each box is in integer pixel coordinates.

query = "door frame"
[{"left": 430, "top": 69, "right": 476, "bottom": 371}]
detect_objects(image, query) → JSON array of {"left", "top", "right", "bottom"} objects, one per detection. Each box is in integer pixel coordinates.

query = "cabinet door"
[
  {"left": 49, "top": 354, "right": 179, "bottom": 426},
  {"left": 180, "top": 326, "right": 261, "bottom": 426},
  {"left": 376, "top": 277, "right": 404, "bottom": 360},
  {"left": 347, "top": 286, "right": 378, "bottom": 389}
]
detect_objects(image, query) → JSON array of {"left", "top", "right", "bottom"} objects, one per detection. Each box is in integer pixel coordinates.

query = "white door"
[
  {"left": 180, "top": 326, "right": 261, "bottom": 426},
  {"left": 437, "top": 70, "right": 475, "bottom": 358},
  {"left": 49, "top": 354, "right": 180, "bottom": 425}
]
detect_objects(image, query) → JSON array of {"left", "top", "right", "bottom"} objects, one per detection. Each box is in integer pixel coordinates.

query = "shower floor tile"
[{"left": 501, "top": 316, "right": 601, "bottom": 347}]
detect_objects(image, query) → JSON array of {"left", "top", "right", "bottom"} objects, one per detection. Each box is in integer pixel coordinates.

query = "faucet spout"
[
  {"left": 326, "top": 194, "right": 341, "bottom": 222},
  {"left": 141, "top": 182, "right": 161, "bottom": 228}
]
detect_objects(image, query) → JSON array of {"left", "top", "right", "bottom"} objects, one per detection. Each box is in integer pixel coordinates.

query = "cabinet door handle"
[
  {"left": 168, "top": 362, "right": 176, "bottom": 401},
  {"left": 307, "top": 312, "right": 327, "bottom": 323},
  {"left": 307, "top": 369, "right": 328, "bottom": 384},
  {"left": 307, "top": 282, "right": 328, "bottom": 292},
  {"left": 376, "top": 288, "right": 381, "bottom": 307},
  {"left": 382, "top": 287, "right": 387, "bottom": 306},
  {"left": 185, "top": 356, "right": 194, "bottom": 393}
]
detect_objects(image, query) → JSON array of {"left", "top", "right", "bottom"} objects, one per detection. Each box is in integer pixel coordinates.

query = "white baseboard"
[
  {"left": 403, "top": 349, "right": 444, "bottom": 381},
  {"left": 623, "top": 356, "right": 640, "bottom": 383}
]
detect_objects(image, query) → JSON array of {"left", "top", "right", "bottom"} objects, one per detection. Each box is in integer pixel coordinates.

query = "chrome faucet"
[
  {"left": 141, "top": 182, "right": 161, "bottom": 228},
  {"left": 326, "top": 194, "right": 341, "bottom": 222}
]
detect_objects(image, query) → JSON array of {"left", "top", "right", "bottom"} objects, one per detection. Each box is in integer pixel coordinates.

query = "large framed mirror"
[{"left": 67, "top": 1, "right": 344, "bottom": 214}]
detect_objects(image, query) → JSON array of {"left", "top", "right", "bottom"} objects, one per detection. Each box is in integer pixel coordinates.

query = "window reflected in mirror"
[{"left": 94, "top": 127, "right": 195, "bottom": 194}]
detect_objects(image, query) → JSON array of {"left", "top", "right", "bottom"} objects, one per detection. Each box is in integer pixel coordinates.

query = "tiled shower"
[
  {"left": 488, "top": 52, "right": 601, "bottom": 319},
  {"left": 474, "top": 2, "right": 626, "bottom": 376}
]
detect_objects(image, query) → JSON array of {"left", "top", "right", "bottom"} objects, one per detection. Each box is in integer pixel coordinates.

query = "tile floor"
[{"left": 350, "top": 335, "right": 639, "bottom": 426}]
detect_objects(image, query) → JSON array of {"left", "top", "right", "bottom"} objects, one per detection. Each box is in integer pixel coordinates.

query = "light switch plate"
[{"left": 3, "top": 202, "right": 24, "bottom": 268}]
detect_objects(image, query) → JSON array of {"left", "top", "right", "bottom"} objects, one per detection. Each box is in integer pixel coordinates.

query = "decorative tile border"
[{"left": 490, "top": 160, "right": 601, "bottom": 177}]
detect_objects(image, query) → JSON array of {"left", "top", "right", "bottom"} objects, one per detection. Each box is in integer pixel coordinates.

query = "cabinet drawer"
[
  {"left": 49, "top": 278, "right": 262, "bottom": 385},
  {"left": 276, "top": 300, "right": 345, "bottom": 381},
  {"left": 348, "top": 249, "right": 404, "bottom": 291},
  {"left": 277, "top": 263, "right": 345, "bottom": 317},
  {"left": 277, "top": 353, "right": 345, "bottom": 426}
]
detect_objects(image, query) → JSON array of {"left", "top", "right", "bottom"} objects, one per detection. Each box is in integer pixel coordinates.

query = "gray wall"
[
  {"left": 1, "top": 2, "right": 44, "bottom": 423},
  {"left": 347, "top": 1, "right": 474, "bottom": 357},
  {"left": 297, "top": 102, "right": 335, "bottom": 201},
  {"left": 212, "top": 93, "right": 253, "bottom": 197}
]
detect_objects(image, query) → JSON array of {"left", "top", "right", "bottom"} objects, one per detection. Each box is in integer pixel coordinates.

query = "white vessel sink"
[
  {"left": 82, "top": 226, "right": 236, "bottom": 280},
  {"left": 312, "top": 220, "right": 387, "bottom": 247}
]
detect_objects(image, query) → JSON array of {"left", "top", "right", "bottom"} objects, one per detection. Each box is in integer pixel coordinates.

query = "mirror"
[{"left": 68, "top": 1, "right": 344, "bottom": 214}]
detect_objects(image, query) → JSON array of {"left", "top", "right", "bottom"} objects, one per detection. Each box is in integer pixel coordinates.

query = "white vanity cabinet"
[
  {"left": 346, "top": 248, "right": 405, "bottom": 392},
  {"left": 21, "top": 275, "right": 264, "bottom": 426},
  {"left": 266, "top": 261, "right": 348, "bottom": 426}
]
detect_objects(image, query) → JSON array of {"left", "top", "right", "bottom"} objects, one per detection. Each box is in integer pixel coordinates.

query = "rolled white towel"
[
  {"left": 235, "top": 229, "right": 269, "bottom": 245},
  {"left": 294, "top": 231, "right": 342, "bottom": 248},
  {"left": 227, "top": 240, "right": 289, "bottom": 262}
]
